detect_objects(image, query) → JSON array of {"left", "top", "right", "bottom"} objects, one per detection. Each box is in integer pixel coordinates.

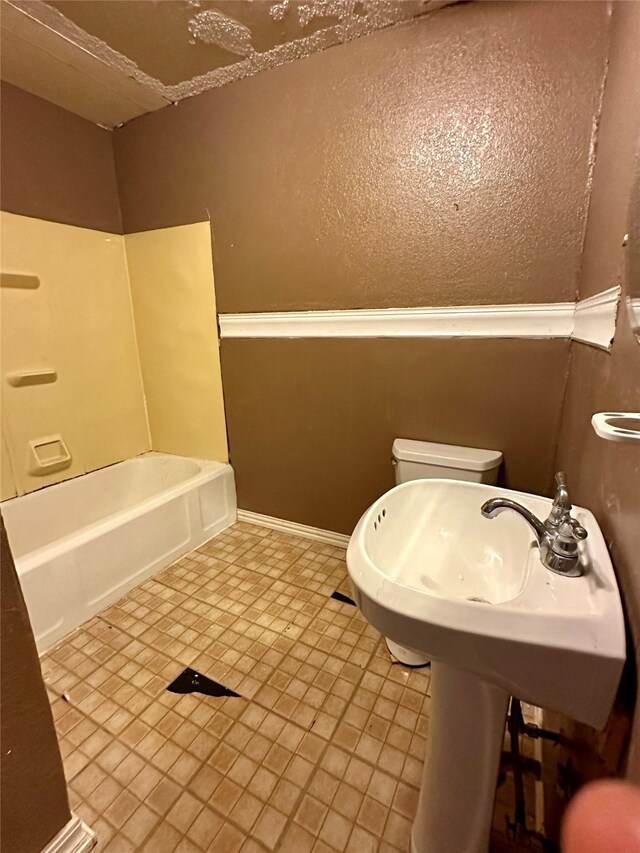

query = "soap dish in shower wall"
[
  {"left": 27, "top": 435, "right": 72, "bottom": 475},
  {"left": 591, "top": 413, "right": 640, "bottom": 444}
]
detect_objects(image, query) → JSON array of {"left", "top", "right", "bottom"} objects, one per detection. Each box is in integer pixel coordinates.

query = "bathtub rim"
[{"left": 3, "top": 452, "right": 232, "bottom": 570}]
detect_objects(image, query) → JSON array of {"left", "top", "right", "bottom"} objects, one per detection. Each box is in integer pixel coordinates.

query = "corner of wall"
[
  {"left": 0, "top": 518, "right": 72, "bottom": 853},
  {"left": 549, "top": 0, "right": 640, "bottom": 785}
]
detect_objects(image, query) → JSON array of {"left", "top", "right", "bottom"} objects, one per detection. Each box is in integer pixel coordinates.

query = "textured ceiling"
[{"left": 0, "top": 0, "right": 460, "bottom": 127}]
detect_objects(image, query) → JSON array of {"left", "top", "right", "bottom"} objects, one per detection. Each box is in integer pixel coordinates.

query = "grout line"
[
  {"left": 97, "top": 574, "right": 365, "bottom": 688},
  {"left": 48, "top": 571, "right": 421, "bottom": 791},
  {"left": 44, "top": 527, "right": 427, "bottom": 851},
  {"left": 53, "top": 618, "right": 391, "bottom": 851},
  {"left": 45, "top": 587, "right": 380, "bottom": 755},
  {"left": 52, "top": 644, "right": 269, "bottom": 851},
  {"left": 270, "top": 638, "right": 381, "bottom": 850}
]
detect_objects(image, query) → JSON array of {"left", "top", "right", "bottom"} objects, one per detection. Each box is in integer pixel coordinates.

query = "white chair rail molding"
[{"left": 218, "top": 287, "right": 621, "bottom": 348}]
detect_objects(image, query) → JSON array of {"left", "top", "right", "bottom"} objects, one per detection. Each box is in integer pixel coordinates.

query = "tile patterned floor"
[{"left": 42, "top": 522, "right": 534, "bottom": 852}]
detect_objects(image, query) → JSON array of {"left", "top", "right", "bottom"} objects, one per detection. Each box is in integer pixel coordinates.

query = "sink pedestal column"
[{"left": 411, "top": 662, "right": 509, "bottom": 853}]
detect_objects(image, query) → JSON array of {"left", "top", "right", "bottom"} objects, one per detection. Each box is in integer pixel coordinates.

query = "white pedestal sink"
[{"left": 347, "top": 479, "right": 625, "bottom": 853}]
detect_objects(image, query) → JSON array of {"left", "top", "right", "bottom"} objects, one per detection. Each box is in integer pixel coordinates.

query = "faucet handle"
[
  {"left": 545, "top": 471, "right": 572, "bottom": 532},
  {"left": 553, "top": 471, "right": 571, "bottom": 509},
  {"left": 570, "top": 518, "right": 588, "bottom": 540},
  {"left": 547, "top": 520, "right": 588, "bottom": 576},
  {"left": 555, "top": 519, "right": 588, "bottom": 550}
]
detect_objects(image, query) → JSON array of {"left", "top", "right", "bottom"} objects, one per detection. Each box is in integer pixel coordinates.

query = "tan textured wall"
[
  {"left": 113, "top": 1, "right": 611, "bottom": 530},
  {"left": 556, "top": 0, "right": 640, "bottom": 780},
  {"left": 222, "top": 338, "right": 569, "bottom": 534},
  {"left": 0, "top": 213, "right": 150, "bottom": 497},
  {"left": 0, "top": 82, "right": 122, "bottom": 234},
  {"left": 0, "top": 517, "right": 71, "bottom": 853},
  {"left": 125, "top": 223, "right": 228, "bottom": 462},
  {"left": 114, "top": 1, "right": 609, "bottom": 312},
  {"left": 575, "top": 1, "right": 639, "bottom": 302}
]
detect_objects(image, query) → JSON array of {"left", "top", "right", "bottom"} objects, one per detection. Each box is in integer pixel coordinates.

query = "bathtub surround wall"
[
  {"left": 0, "top": 83, "right": 230, "bottom": 496},
  {"left": 0, "top": 84, "right": 147, "bottom": 499},
  {"left": 124, "top": 223, "right": 229, "bottom": 463},
  {"left": 0, "top": 215, "right": 230, "bottom": 499},
  {"left": 0, "top": 212, "right": 150, "bottom": 498},
  {"left": 1, "top": 434, "right": 16, "bottom": 500},
  {"left": 0, "top": 82, "right": 121, "bottom": 233},
  {"left": 556, "top": 0, "right": 640, "bottom": 781},
  {"left": 0, "top": 518, "right": 71, "bottom": 853},
  {"left": 114, "top": 0, "right": 611, "bottom": 533}
]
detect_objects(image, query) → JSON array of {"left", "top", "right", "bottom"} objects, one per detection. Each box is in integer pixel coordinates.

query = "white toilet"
[{"left": 384, "top": 438, "right": 503, "bottom": 667}]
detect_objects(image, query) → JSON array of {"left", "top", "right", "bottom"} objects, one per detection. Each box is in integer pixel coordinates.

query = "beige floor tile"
[
  {"left": 120, "top": 803, "right": 159, "bottom": 846},
  {"left": 63, "top": 749, "right": 91, "bottom": 781},
  {"left": 295, "top": 794, "right": 329, "bottom": 835},
  {"left": 103, "top": 789, "right": 140, "bottom": 829},
  {"left": 144, "top": 820, "right": 183, "bottom": 851},
  {"left": 279, "top": 822, "right": 316, "bottom": 853},
  {"left": 147, "top": 776, "right": 183, "bottom": 815},
  {"left": 251, "top": 805, "right": 287, "bottom": 849},
  {"left": 188, "top": 765, "right": 224, "bottom": 803},
  {"left": 210, "top": 777, "right": 243, "bottom": 813},
  {"left": 86, "top": 777, "right": 123, "bottom": 813},
  {"left": 357, "top": 795, "right": 390, "bottom": 837},
  {"left": 246, "top": 765, "right": 278, "bottom": 801},
  {"left": 102, "top": 833, "right": 137, "bottom": 852},
  {"left": 332, "top": 781, "right": 364, "bottom": 821},
  {"left": 348, "top": 824, "right": 379, "bottom": 853},
  {"left": 166, "top": 791, "right": 204, "bottom": 834},
  {"left": 229, "top": 790, "right": 263, "bottom": 832},
  {"left": 111, "top": 752, "right": 146, "bottom": 786},
  {"left": 128, "top": 764, "right": 163, "bottom": 801},
  {"left": 382, "top": 808, "right": 413, "bottom": 849},
  {"left": 43, "top": 523, "right": 536, "bottom": 853},
  {"left": 319, "top": 808, "right": 353, "bottom": 851},
  {"left": 208, "top": 822, "right": 246, "bottom": 852},
  {"left": 186, "top": 806, "right": 224, "bottom": 850}
]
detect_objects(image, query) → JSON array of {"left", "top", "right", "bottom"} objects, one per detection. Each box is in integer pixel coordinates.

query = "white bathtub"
[{"left": 1, "top": 453, "right": 236, "bottom": 653}]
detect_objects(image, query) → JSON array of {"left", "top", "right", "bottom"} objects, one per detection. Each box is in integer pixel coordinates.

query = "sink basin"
[
  {"left": 347, "top": 479, "right": 626, "bottom": 853},
  {"left": 348, "top": 478, "right": 625, "bottom": 727},
  {"left": 364, "top": 481, "right": 534, "bottom": 604}
]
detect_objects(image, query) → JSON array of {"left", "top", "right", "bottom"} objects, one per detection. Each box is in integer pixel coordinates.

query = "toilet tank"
[{"left": 392, "top": 439, "right": 502, "bottom": 486}]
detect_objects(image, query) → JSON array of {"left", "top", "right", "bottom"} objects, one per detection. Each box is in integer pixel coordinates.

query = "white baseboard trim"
[
  {"left": 237, "top": 509, "right": 350, "bottom": 548},
  {"left": 219, "top": 302, "right": 575, "bottom": 340},
  {"left": 42, "top": 815, "right": 96, "bottom": 853},
  {"left": 571, "top": 285, "right": 621, "bottom": 350}
]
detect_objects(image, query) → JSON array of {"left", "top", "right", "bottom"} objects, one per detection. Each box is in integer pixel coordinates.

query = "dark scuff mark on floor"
[
  {"left": 167, "top": 668, "right": 241, "bottom": 698},
  {"left": 330, "top": 590, "right": 356, "bottom": 606}
]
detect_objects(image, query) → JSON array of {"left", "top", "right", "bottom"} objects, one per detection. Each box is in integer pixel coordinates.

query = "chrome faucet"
[{"left": 480, "top": 472, "right": 588, "bottom": 577}]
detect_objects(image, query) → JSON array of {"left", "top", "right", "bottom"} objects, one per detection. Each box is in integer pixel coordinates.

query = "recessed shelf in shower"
[
  {"left": 0, "top": 272, "right": 40, "bottom": 289},
  {"left": 7, "top": 369, "right": 58, "bottom": 387}
]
